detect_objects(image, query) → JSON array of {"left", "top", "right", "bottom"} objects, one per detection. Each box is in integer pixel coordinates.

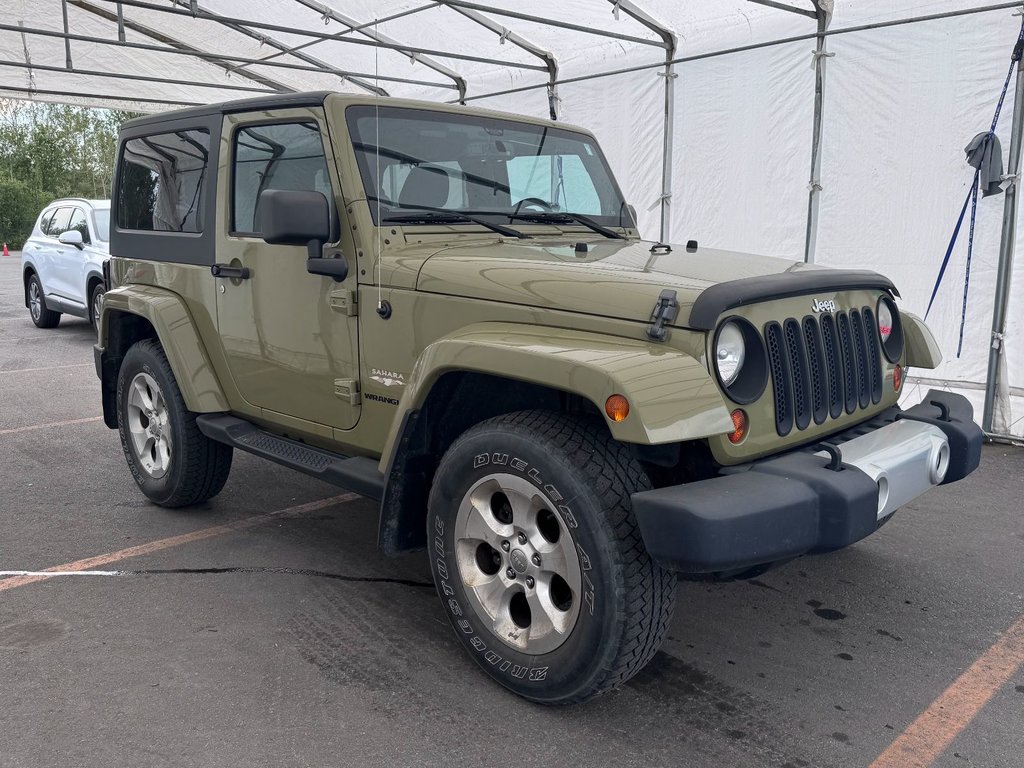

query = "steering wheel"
[{"left": 512, "top": 196, "right": 555, "bottom": 214}]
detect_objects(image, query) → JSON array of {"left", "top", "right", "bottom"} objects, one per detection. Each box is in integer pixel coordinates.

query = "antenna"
[{"left": 374, "top": 19, "right": 384, "bottom": 316}]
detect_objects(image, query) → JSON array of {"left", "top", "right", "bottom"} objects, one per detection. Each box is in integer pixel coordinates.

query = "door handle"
[{"left": 211, "top": 264, "right": 251, "bottom": 279}]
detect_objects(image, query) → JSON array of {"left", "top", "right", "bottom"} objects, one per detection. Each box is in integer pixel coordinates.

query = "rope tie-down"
[{"left": 925, "top": 16, "right": 1024, "bottom": 358}]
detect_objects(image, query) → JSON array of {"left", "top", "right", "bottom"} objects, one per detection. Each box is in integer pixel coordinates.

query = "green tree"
[{"left": 0, "top": 99, "right": 137, "bottom": 248}]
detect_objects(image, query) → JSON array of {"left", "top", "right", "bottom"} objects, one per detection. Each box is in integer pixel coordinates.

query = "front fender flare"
[
  {"left": 98, "top": 285, "right": 228, "bottom": 415},
  {"left": 379, "top": 322, "right": 734, "bottom": 473}
]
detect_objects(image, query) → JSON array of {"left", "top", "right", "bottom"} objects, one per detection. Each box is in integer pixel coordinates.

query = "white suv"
[{"left": 21, "top": 198, "right": 110, "bottom": 332}]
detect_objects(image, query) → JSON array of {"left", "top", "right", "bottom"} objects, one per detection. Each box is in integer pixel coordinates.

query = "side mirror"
[
  {"left": 58, "top": 230, "right": 84, "bottom": 249},
  {"left": 257, "top": 189, "right": 347, "bottom": 282}
]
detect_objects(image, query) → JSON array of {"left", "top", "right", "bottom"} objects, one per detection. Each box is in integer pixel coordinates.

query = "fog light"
[
  {"left": 893, "top": 364, "right": 903, "bottom": 391},
  {"left": 605, "top": 394, "right": 630, "bottom": 422},
  {"left": 728, "top": 409, "right": 748, "bottom": 444}
]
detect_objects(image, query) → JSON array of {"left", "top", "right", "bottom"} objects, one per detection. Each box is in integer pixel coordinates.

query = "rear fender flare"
[{"left": 99, "top": 285, "right": 228, "bottom": 415}]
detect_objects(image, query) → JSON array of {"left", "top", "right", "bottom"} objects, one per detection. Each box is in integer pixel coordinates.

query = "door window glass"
[
  {"left": 45, "top": 208, "right": 72, "bottom": 238},
  {"left": 67, "top": 208, "right": 91, "bottom": 244},
  {"left": 232, "top": 121, "right": 333, "bottom": 235},
  {"left": 116, "top": 129, "right": 210, "bottom": 232}
]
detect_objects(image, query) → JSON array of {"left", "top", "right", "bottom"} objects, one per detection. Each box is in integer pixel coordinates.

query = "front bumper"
[{"left": 631, "top": 389, "right": 982, "bottom": 574}]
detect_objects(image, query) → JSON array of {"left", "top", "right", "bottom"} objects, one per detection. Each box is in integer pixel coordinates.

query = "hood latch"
[{"left": 646, "top": 289, "right": 679, "bottom": 342}]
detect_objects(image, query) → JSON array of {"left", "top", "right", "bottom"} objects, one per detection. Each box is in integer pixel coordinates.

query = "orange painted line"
[
  {"left": 0, "top": 492, "right": 359, "bottom": 593},
  {"left": 869, "top": 614, "right": 1024, "bottom": 768},
  {"left": 0, "top": 416, "right": 103, "bottom": 436},
  {"left": 0, "top": 363, "right": 92, "bottom": 374}
]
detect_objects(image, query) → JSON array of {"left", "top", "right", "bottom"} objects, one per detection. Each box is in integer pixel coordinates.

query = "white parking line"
[
  {"left": 0, "top": 570, "right": 120, "bottom": 576},
  {"left": 0, "top": 416, "right": 103, "bottom": 435},
  {"left": 0, "top": 363, "right": 92, "bottom": 374}
]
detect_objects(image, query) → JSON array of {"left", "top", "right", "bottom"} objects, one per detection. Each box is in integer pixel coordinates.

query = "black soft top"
[{"left": 121, "top": 91, "right": 335, "bottom": 131}]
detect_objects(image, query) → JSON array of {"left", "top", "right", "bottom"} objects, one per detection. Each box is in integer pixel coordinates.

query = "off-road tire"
[
  {"left": 117, "top": 339, "right": 232, "bottom": 507},
  {"left": 27, "top": 273, "right": 60, "bottom": 328},
  {"left": 427, "top": 410, "right": 676, "bottom": 704}
]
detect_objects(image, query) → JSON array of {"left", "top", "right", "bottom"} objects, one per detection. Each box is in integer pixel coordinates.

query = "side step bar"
[{"left": 195, "top": 414, "right": 385, "bottom": 501}]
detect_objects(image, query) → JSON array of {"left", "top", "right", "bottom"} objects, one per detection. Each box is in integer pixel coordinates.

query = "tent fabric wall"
[{"left": 1, "top": 0, "right": 1022, "bottom": 436}]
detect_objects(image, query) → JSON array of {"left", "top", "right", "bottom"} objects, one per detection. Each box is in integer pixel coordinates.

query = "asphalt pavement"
[{"left": 1, "top": 254, "right": 1022, "bottom": 768}]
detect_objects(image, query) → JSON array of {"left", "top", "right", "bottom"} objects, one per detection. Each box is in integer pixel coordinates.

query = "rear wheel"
[
  {"left": 117, "top": 339, "right": 232, "bottom": 507},
  {"left": 27, "top": 274, "right": 60, "bottom": 328},
  {"left": 427, "top": 410, "right": 676, "bottom": 704}
]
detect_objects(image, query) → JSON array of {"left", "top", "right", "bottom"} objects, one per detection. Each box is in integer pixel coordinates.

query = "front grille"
[{"left": 765, "top": 308, "right": 883, "bottom": 437}]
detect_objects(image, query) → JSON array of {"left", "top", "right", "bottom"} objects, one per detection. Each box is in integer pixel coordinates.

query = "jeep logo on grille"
[{"left": 811, "top": 298, "right": 837, "bottom": 313}]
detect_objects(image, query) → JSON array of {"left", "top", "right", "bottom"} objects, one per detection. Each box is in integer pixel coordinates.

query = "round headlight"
[
  {"left": 877, "top": 295, "right": 904, "bottom": 362},
  {"left": 713, "top": 317, "right": 769, "bottom": 405},
  {"left": 716, "top": 321, "right": 746, "bottom": 387},
  {"left": 877, "top": 300, "right": 893, "bottom": 343}
]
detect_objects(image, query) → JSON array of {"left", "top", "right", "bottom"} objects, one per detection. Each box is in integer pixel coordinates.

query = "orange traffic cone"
[{"left": 2, "top": 243, "right": 8, "bottom": 257}]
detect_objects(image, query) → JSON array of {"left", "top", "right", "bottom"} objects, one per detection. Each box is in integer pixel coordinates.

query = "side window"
[
  {"left": 232, "top": 121, "right": 333, "bottom": 235},
  {"left": 116, "top": 129, "right": 210, "bottom": 233},
  {"left": 44, "top": 208, "right": 72, "bottom": 238},
  {"left": 67, "top": 208, "right": 91, "bottom": 244},
  {"left": 38, "top": 209, "right": 56, "bottom": 236}
]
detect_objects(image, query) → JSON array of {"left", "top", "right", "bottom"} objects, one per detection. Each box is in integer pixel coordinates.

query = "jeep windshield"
[{"left": 346, "top": 105, "right": 634, "bottom": 230}]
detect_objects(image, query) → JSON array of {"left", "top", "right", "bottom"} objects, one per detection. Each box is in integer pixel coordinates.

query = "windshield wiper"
[
  {"left": 508, "top": 212, "right": 626, "bottom": 240},
  {"left": 381, "top": 208, "right": 528, "bottom": 239}
]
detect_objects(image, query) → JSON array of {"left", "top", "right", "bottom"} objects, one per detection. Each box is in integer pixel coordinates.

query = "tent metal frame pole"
[
  {"left": 982, "top": 42, "right": 1024, "bottom": 434},
  {"left": 804, "top": 5, "right": 831, "bottom": 263},
  {"left": 439, "top": 0, "right": 667, "bottom": 48},
  {"left": 0, "top": 83, "right": 199, "bottom": 107},
  {"left": 0, "top": 59, "right": 280, "bottom": 94},
  {"left": 221, "top": 2, "right": 439, "bottom": 78},
  {"left": 161, "top": 0, "right": 389, "bottom": 97},
  {"left": 85, "top": 0, "right": 546, "bottom": 72},
  {"left": 287, "top": 0, "right": 467, "bottom": 102},
  {"left": 441, "top": 2, "right": 559, "bottom": 118},
  {"left": 605, "top": 0, "right": 677, "bottom": 242},
  {"left": 0, "top": 23, "right": 455, "bottom": 89},
  {"left": 66, "top": 0, "right": 294, "bottom": 94},
  {"left": 61, "top": 0, "right": 73, "bottom": 69}
]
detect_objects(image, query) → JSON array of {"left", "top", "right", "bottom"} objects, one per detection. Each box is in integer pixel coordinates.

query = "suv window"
[
  {"left": 38, "top": 209, "right": 58, "bottom": 236},
  {"left": 93, "top": 209, "right": 110, "bottom": 241},
  {"left": 116, "top": 129, "right": 210, "bottom": 233},
  {"left": 67, "top": 208, "right": 91, "bottom": 244},
  {"left": 233, "top": 121, "right": 333, "bottom": 235},
  {"left": 44, "top": 208, "right": 72, "bottom": 238}
]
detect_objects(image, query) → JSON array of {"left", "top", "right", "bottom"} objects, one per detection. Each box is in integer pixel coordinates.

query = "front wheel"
[
  {"left": 427, "top": 410, "right": 676, "bottom": 704},
  {"left": 27, "top": 274, "right": 60, "bottom": 328},
  {"left": 116, "top": 339, "right": 232, "bottom": 507}
]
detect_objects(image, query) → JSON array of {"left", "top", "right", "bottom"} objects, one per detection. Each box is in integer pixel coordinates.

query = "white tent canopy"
[{"left": 3, "top": 0, "right": 1023, "bottom": 439}]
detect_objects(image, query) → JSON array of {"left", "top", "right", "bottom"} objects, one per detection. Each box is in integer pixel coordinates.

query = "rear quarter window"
[{"left": 116, "top": 129, "right": 210, "bottom": 233}]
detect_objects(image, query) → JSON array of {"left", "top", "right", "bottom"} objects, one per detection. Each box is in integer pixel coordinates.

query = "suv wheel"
[
  {"left": 89, "top": 282, "right": 104, "bottom": 334},
  {"left": 27, "top": 274, "right": 60, "bottom": 328},
  {"left": 427, "top": 410, "right": 677, "bottom": 704},
  {"left": 117, "top": 339, "right": 232, "bottom": 507}
]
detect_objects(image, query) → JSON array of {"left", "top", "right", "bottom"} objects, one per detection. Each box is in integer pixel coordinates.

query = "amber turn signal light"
[
  {"left": 605, "top": 394, "right": 630, "bottom": 422},
  {"left": 728, "top": 409, "right": 748, "bottom": 444},
  {"left": 893, "top": 364, "right": 903, "bottom": 391}
]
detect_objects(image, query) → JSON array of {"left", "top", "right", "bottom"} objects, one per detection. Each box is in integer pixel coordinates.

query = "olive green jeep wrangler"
[{"left": 95, "top": 91, "right": 982, "bottom": 704}]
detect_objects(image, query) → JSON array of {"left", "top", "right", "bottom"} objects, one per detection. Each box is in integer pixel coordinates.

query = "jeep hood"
[{"left": 412, "top": 238, "right": 835, "bottom": 329}]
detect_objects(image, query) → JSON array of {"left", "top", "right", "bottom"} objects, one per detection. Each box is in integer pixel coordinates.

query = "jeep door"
[{"left": 214, "top": 108, "right": 360, "bottom": 432}]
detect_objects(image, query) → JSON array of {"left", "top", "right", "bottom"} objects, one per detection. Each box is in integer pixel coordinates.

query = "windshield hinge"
[{"left": 646, "top": 289, "right": 678, "bottom": 342}]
